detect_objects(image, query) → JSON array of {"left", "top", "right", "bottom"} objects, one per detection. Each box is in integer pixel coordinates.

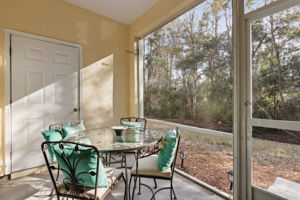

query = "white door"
[{"left": 11, "top": 35, "right": 80, "bottom": 172}]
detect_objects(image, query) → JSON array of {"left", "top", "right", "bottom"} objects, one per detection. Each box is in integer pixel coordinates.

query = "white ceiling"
[{"left": 65, "top": 0, "right": 159, "bottom": 25}]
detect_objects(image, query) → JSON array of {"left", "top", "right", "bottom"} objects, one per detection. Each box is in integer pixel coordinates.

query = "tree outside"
[
  {"left": 143, "top": 0, "right": 300, "bottom": 195},
  {"left": 144, "top": 0, "right": 233, "bottom": 133}
]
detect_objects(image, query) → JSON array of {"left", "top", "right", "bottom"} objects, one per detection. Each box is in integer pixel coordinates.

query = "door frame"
[
  {"left": 244, "top": 0, "right": 300, "bottom": 199},
  {"left": 4, "top": 29, "right": 84, "bottom": 175}
]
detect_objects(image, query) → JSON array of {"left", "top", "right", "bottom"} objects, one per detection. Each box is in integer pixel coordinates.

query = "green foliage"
[
  {"left": 252, "top": 7, "right": 300, "bottom": 121},
  {"left": 143, "top": 0, "right": 300, "bottom": 131}
]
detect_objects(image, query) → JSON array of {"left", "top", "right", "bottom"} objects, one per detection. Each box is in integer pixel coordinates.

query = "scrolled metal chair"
[
  {"left": 120, "top": 117, "right": 147, "bottom": 130},
  {"left": 129, "top": 128, "right": 180, "bottom": 200},
  {"left": 46, "top": 121, "right": 85, "bottom": 185},
  {"left": 49, "top": 120, "right": 84, "bottom": 132},
  {"left": 42, "top": 141, "right": 126, "bottom": 200},
  {"left": 106, "top": 117, "right": 147, "bottom": 167}
]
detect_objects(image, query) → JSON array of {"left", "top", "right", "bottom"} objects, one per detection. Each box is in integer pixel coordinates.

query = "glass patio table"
[
  {"left": 63, "top": 127, "right": 165, "bottom": 200},
  {"left": 63, "top": 127, "right": 164, "bottom": 153}
]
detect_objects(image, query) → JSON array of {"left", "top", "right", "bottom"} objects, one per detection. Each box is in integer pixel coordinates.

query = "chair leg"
[
  {"left": 172, "top": 182, "right": 177, "bottom": 200},
  {"left": 49, "top": 188, "right": 55, "bottom": 196},
  {"left": 121, "top": 175, "right": 127, "bottom": 200},
  {"left": 129, "top": 176, "right": 133, "bottom": 200},
  {"left": 105, "top": 153, "right": 108, "bottom": 165},
  {"left": 49, "top": 168, "right": 59, "bottom": 197},
  {"left": 132, "top": 176, "right": 138, "bottom": 200},
  {"left": 153, "top": 178, "right": 157, "bottom": 189},
  {"left": 55, "top": 168, "right": 60, "bottom": 181},
  {"left": 138, "top": 177, "right": 141, "bottom": 195},
  {"left": 108, "top": 153, "right": 111, "bottom": 166},
  {"left": 121, "top": 154, "right": 125, "bottom": 168},
  {"left": 150, "top": 187, "right": 168, "bottom": 200}
]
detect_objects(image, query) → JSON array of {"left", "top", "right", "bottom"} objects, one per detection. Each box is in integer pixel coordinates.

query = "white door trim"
[
  {"left": 244, "top": 0, "right": 299, "bottom": 21},
  {"left": 245, "top": 1, "right": 300, "bottom": 199},
  {"left": 4, "top": 29, "right": 84, "bottom": 175},
  {"left": 137, "top": 39, "right": 144, "bottom": 118}
]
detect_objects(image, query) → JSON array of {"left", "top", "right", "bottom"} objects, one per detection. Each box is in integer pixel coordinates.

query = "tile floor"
[{"left": 0, "top": 170, "right": 225, "bottom": 200}]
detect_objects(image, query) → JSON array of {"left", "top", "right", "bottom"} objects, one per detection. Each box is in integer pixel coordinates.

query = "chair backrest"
[
  {"left": 41, "top": 141, "right": 101, "bottom": 200},
  {"left": 49, "top": 120, "right": 83, "bottom": 131},
  {"left": 120, "top": 117, "right": 147, "bottom": 129}
]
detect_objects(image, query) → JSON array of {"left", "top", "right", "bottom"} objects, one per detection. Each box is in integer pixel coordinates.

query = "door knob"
[{"left": 73, "top": 108, "right": 79, "bottom": 112}]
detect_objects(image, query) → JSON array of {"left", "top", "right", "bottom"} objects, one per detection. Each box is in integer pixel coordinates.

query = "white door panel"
[{"left": 11, "top": 35, "right": 80, "bottom": 172}]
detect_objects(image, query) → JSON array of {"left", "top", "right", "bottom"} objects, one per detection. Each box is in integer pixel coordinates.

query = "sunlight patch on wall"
[
  {"left": 0, "top": 55, "right": 3, "bottom": 68},
  {"left": 82, "top": 55, "right": 114, "bottom": 128},
  {"left": 0, "top": 52, "right": 3, "bottom": 175},
  {"left": 0, "top": 106, "right": 3, "bottom": 176}
]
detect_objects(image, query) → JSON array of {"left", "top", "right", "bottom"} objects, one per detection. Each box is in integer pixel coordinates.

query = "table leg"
[{"left": 123, "top": 153, "right": 129, "bottom": 200}]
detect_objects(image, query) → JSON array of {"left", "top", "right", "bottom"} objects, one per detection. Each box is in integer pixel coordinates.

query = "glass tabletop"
[{"left": 63, "top": 127, "right": 165, "bottom": 152}]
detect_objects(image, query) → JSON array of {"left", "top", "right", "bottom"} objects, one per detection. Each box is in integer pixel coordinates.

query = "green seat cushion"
[
  {"left": 158, "top": 128, "right": 178, "bottom": 171},
  {"left": 62, "top": 122, "right": 86, "bottom": 138},
  {"left": 54, "top": 145, "right": 109, "bottom": 188},
  {"left": 41, "top": 129, "right": 63, "bottom": 162},
  {"left": 120, "top": 121, "right": 144, "bottom": 130}
]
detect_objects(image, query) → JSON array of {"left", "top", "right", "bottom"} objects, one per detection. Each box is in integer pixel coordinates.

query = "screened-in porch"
[{"left": 0, "top": 0, "right": 299, "bottom": 200}]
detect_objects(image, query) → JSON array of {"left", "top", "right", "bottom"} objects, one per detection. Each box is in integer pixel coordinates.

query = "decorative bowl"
[{"left": 111, "top": 126, "right": 128, "bottom": 136}]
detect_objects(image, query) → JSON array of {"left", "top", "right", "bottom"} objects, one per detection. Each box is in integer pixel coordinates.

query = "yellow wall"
[
  {"left": 0, "top": 0, "right": 201, "bottom": 177},
  {"left": 0, "top": 0, "right": 129, "bottom": 175},
  {"left": 128, "top": 0, "right": 202, "bottom": 116}
]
